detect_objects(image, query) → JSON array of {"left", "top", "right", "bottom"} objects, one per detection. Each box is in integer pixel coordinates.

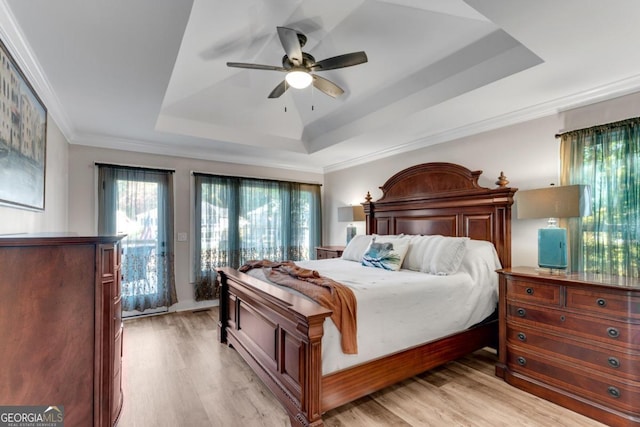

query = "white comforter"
[{"left": 245, "top": 242, "right": 500, "bottom": 375}]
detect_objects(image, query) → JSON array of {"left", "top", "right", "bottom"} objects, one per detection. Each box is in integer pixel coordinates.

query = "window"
[
  {"left": 194, "top": 173, "right": 321, "bottom": 286},
  {"left": 560, "top": 118, "right": 640, "bottom": 277}
]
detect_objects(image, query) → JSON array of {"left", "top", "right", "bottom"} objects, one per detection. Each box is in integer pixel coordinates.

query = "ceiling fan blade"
[
  {"left": 227, "top": 62, "right": 287, "bottom": 71},
  {"left": 312, "top": 75, "right": 344, "bottom": 98},
  {"left": 310, "top": 51, "right": 368, "bottom": 71},
  {"left": 268, "top": 80, "right": 289, "bottom": 98},
  {"left": 277, "top": 26, "right": 303, "bottom": 66}
]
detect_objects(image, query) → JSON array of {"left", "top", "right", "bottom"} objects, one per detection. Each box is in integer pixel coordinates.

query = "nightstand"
[
  {"left": 315, "top": 246, "right": 345, "bottom": 260},
  {"left": 496, "top": 267, "right": 640, "bottom": 426}
]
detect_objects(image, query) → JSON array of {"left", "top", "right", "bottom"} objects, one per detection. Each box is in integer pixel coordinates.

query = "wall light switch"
[{"left": 177, "top": 232, "right": 188, "bottom": 242}]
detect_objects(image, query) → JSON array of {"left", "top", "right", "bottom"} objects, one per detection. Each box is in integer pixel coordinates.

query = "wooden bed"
[{"left": 217, "top": 162, "right": 517, "bottom": 426}]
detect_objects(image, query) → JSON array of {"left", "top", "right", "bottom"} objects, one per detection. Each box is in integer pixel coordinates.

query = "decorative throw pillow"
[
  {"left": 421, "top": 236, "right": 469, "bottom": 275},
  {"left": 341, "top": 234, "right": 373, "bottom": 261},
  {"left": 361, "top": 236, "right": 410, "bottom": 271}
]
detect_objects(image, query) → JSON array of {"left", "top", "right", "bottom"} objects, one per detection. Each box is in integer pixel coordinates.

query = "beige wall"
[
  {"left": 67, "top": 145, "right": 323, "bottom": 311},
  {"left": 0, "top": 118, "right": 68, "bottom": 234},
  {"left": 323, "top": 90, "right": 640, "bottom": 268}
]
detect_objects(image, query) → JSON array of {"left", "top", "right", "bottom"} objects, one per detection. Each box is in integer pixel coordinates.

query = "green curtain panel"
[
  {"left": 193, "top": 173, "right": 322, "bottom": 300},
  {"left": 560, "top": 118, "right": 640, "bottom": 277},
  {"left": 98, "top": 164, "right": 178, "bottom": 312}
]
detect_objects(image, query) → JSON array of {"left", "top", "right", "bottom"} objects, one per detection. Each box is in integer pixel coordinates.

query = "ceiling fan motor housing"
[{"left": 296, "top": 32, "right": 307, "bottom": 47}]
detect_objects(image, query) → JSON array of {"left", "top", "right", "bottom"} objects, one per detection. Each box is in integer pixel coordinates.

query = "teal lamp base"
[
  {"left": 538, "top": 227, "right": 568, "bottom": 270},
  {"left": 346, "top": 225, "right": 356, "bottom": 244}
]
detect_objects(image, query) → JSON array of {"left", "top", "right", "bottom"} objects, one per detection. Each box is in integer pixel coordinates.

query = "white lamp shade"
[
  {"left": 517, "top": 185, "right": 591, "bottom": 219},
  {"left": 338, "top": 205, "right": 365, "bottom": 222},
  {"left": 285, "top": 71, "right": 312, "bottom": 89}
]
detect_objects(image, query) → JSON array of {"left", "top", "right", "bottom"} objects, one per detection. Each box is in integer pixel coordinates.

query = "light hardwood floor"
[{"left": 117, "top": 309, "right": 605, "bottom": 427}]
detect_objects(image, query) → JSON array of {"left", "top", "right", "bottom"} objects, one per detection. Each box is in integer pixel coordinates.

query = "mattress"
[{"left": 244, "top": 239, "right": 500, "bottom": 374}]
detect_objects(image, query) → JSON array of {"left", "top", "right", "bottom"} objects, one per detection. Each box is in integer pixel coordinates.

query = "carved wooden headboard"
[{"left": 363, "top": 162, "right": 517, "bottom": 268}]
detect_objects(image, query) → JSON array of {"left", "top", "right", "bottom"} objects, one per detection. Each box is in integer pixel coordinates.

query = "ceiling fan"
[{"left": 227, "top": 26, "right": 368, "bottom": 99}]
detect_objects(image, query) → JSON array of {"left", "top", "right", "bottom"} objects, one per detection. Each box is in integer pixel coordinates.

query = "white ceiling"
[{"left": 3, "top": 0, "right": 640, "bottom": 173}]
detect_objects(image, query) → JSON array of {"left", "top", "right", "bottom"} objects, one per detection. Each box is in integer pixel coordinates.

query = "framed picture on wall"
[{"left": 0, "top": 37, "right": 47, "bottom": 211}]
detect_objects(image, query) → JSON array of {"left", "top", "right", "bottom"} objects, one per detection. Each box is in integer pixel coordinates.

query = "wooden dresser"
[
  {"left": 0, "top": 234, "right": 125, "bottom": 427},
  {"left": 496, "top": 267, "right": 640, "bottom": 426},
  {"left": 315, "top": 245, "right": 345, "bottom": 259}
]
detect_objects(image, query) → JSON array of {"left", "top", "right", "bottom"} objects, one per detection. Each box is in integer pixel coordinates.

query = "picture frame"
[{"left": 0, "top": 37, "right": 47, "bottom": 211}]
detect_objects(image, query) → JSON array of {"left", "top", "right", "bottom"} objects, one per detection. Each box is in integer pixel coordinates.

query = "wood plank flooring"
[{"left": 117, "top": 309, "right": 605, "bottom": 427}]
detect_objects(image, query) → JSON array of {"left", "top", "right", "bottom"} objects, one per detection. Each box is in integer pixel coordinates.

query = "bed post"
[
  {"left": 217, "top": 270, "right": 228, "bottom": 344},
  {"left": 362, "top": 191, "right": 374, "bottom": 235}
]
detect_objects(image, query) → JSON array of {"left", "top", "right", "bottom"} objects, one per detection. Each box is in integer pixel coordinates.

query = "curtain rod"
[
  {"left": 94, "top": 162, "right": 175, "bottom": 174},
  {"left": 555, "top": 116, "right": 640, "bottom": 138}
]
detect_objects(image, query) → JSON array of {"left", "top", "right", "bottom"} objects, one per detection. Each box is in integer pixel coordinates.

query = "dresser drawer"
[
  {"left": 506, "top": 324, "right": 640, "bottom": 381},
  {"left": 507, "top": 346, "right": 640, "bottom": 414},
  {"left": 506, "top": 303, "right": 640, "bottom": 350},
  {"left": 506, "top": 279, "right": 561, "bottom": 306},
  {"left": 566, "top": 287, "right": 640, "bottom": 320}
]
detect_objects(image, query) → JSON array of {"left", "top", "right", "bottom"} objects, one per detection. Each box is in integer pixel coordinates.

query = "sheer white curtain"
[{"left": 98, "top": 164, "right": 177, "bottom": 312}]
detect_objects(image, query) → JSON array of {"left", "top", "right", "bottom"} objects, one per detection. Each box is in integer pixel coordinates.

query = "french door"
[{"left": 97, "top": 164, "right": 176, "bottom": 316}]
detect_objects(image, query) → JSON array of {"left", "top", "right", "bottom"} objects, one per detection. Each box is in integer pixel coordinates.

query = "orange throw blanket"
[{"left": 239, "top": 260, "right": 358, "bottom": 354}]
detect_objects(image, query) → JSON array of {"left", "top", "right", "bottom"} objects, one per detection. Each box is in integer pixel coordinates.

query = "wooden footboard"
[{"left": 217, "top": 267, "right": 331, "bottom": 426}]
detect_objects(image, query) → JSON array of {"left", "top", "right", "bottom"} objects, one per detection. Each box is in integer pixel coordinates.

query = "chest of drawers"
[
  {"left": 0, "top": 235, "right": 124, "bottom": 427},
  {"left": 496, "top": 267, "right": 640, "bottom": 426}
]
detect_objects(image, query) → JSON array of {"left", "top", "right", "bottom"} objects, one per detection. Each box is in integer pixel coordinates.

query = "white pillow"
[
  {"left": 403, "top": 235, "right": 439, "bottom": 271},
  {"left": 421, "top": 236, "right": 469, "bottom": 275},
  {"left": 341, "top": 234, "right": 373, "bottom": 261},
  {"left": 361, "top": 235, "right": 410, "bottom": 271},
  {"left": 458, "top": 239, "right": 502, "bottom": 282}
]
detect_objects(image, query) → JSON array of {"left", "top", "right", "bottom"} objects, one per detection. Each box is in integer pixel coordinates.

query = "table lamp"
[
  {"left": 338, "top": 205, "right": 365, "bottom": 244},
  {"left": 517, "top": 185, "right": 591, "bottom": 271}
]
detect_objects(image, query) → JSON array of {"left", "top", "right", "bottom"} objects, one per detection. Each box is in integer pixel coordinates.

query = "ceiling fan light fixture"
[
  {"left": 285, "top": 70, "right": 312, "bottom": 89},
  {"left": 227, "top": 27, "right": 367, "bottom": 98}
]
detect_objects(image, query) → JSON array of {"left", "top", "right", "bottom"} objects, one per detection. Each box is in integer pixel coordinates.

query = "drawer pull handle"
[
  {"left": 517, "top": 332, "right": 527, "bottom": 342},
  {"left": 608, "top": 357, "right": 620, "bottom": 369},
  {"left": 607, "top": 327, "right": 620, "bottom": 338},
  {"left": 597, "top": 298, "right": 607, "bottom": 307},
  {"left": 608, "top": 386, "right": 621, "bottom": 399},
  {"left": 517, "top": 357, "right": 527, "bottom": 366},
  {"left": 516, "top": 308, "right": 526, "bottom": 317},
  {"left": 526, "top": 287, "right": 534, "bottom": 295}
]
